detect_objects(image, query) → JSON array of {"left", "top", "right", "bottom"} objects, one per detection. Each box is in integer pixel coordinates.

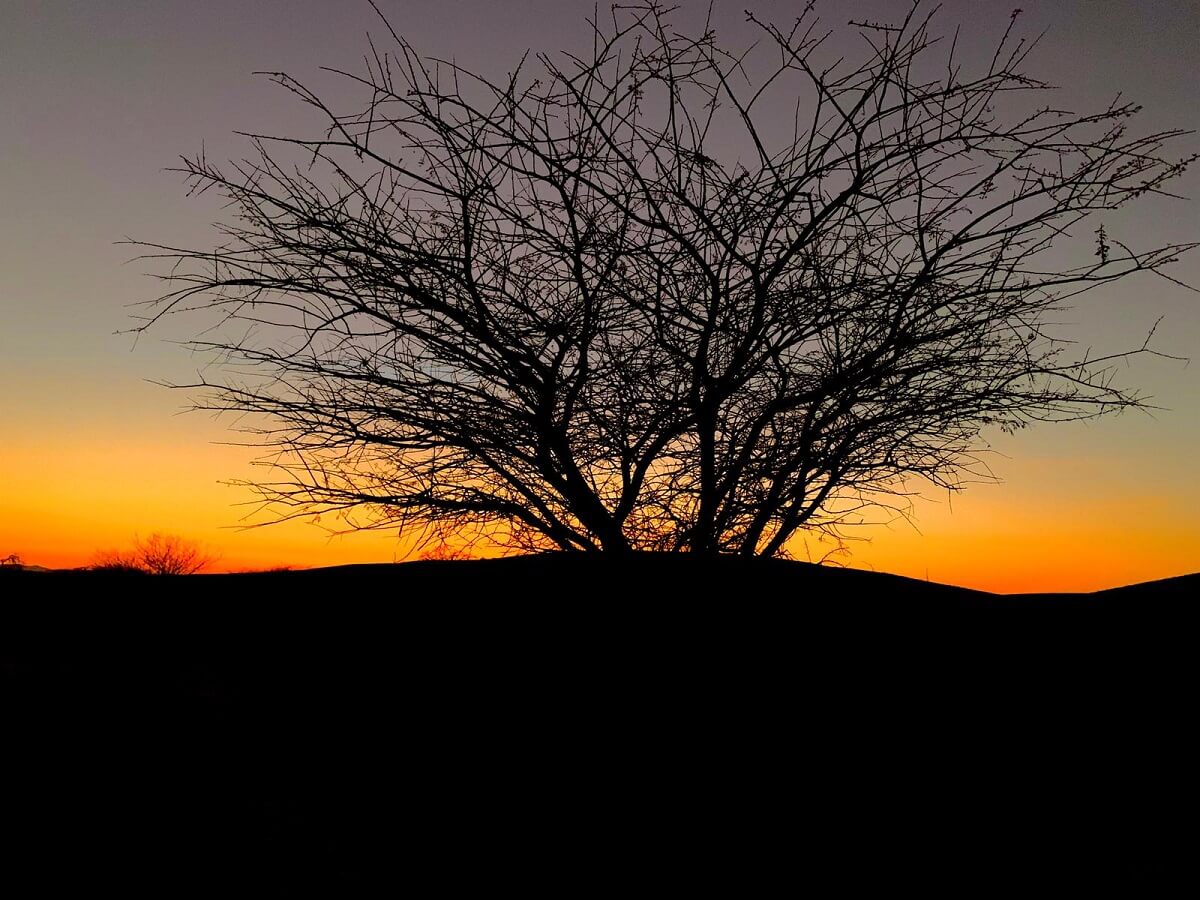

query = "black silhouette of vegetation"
[
  {"left": 88, "top": 558, "right": 149, "bottom": 574},
  {"left": 136, "top": 1, "right": 1194, "bottom": 556},
  {"left": 92, "top": 533, "right": 214, "bottom": 575},
  {"left": 418, "top": 542, "right": 475, "bottom": 562}
]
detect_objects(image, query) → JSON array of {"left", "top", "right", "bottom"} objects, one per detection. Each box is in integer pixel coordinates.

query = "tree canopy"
[{"left": 139, "top": 1, "right": 1195, "bottom": 556}]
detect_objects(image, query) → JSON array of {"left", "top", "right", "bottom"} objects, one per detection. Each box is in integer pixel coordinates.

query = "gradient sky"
[{"left": 2, "top": 0, "right": 1197, "bottom": 591}]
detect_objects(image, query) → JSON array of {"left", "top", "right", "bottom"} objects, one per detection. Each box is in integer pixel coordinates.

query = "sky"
[{"left": 1, "top": 0, "right": 1197, "bottom": 591}]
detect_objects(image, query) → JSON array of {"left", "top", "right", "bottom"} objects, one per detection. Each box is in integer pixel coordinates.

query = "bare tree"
[
  {"left": 137, "top": 2, "right": 1195, "bottom": 556},
  {"left": 135, "top": 533, "right": 214, "bottom": 576},
  {"left": 94, "top": 534, "right": 214, "bottom": 575}
]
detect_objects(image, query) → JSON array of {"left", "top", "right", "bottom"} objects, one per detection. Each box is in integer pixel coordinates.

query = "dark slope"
[
  {"left": 6, "top": 549, "right": 1195, "bottom": 600},
  {"left": 1091, "top": 570, "right": 1200, "bottom": 598},
  {"left": 3, "top": 555, "right": 1197, "bottom": 892}
]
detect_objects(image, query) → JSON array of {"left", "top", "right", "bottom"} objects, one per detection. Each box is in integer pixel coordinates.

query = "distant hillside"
[
  {"left": 5, "top": 551, "right": 1197, "bottom": 601},
  {"left": 281, "top": 552, "right": 1200, "bottom": 599}
]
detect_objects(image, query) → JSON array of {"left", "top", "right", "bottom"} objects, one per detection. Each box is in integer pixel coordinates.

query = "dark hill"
[
  {"left": 3, "top": 554, "right": 1197, "bottom": 891},
  {"left": 13, "top": 547, "right": 1196, "bottom": 599},
  {"left": 283, "top": 551, "right": 1200, "bottom": 603}
]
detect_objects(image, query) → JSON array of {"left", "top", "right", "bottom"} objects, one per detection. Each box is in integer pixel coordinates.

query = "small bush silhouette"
[
  {"left": 90, "top": 552, "right": 150, "bottom": 574},
  {"left": 92, "top": 534, "right": 214, "bottom": 575},
  {"left": 419, "top": 543, "right": 474, "bottom": 562},
  {"left": 1, "top": 553, "right": 24, "bottom": 571}
]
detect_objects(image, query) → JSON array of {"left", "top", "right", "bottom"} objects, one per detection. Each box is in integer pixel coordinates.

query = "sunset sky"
[{"left": 2, "top": 0, "right": 1197, "bottom": 592}]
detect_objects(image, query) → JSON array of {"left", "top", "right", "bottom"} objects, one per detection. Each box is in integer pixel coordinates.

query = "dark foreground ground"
[{"left": 3, "top": 554, "right": 1198, "bottom": 893}]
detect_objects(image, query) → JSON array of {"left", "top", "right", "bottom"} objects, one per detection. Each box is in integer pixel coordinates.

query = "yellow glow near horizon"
[
  {"left": 1, "top": 423, "right": 416, "bottom": 573},
  {"left": 841, "top": 491, "right": 1198, "bottom": 594},
  {"left": 2, "top": 413, "right": 1197, "bottom": 591}
]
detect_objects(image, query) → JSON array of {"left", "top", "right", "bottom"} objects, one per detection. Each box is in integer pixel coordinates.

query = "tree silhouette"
[
  {"left": 138, "top": 2, "right": 1195, "bottom": 556},
  {"left": 418, "top": 543, "right": 475, "bottom": 562},
  {"left": 94, "top": 534, "right": 213, "bottom": 575}
]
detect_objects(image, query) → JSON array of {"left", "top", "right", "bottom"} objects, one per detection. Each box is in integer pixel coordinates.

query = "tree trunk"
[{"left": 690, "top": 404, "right": 720, "bottom": 554}]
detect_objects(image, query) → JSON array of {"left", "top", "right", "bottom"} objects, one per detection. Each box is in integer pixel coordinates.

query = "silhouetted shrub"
[
  {"left": 419, "top": 543, "right": 474, "bottom": 562},
  {"left": 89, "top": 561, "right": 150, "bottom": 575},
  {"left": 92, "top": 534, "right": 214, "bottom": 575}
]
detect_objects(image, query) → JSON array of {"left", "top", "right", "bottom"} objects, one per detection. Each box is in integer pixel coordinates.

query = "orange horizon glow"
[{"left": 3, "top": 405, "right": 1196, "bottom": 594}]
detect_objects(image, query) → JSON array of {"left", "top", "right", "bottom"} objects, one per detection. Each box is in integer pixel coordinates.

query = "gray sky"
[{"left": 2, "top": 1, "right": 1197, "bottom": 584}]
